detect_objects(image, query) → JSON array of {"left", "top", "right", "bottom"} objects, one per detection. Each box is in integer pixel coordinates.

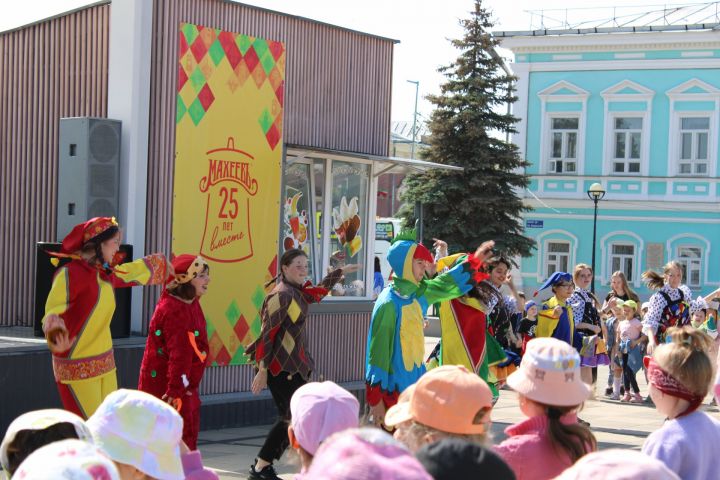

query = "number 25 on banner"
[
  {"left": 219, "top": 187, "right": 239, "bottom": 219},
  {"left": 199, "top": 138, "right": 259, "bottom": 263}
]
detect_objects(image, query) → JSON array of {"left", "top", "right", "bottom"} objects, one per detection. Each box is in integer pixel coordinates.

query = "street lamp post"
[
  {"left": 407, "top": 80, "right": 419, "bottom": 159},
  {"left": 587, "top": 182, "right": 606, "bottom": 294}
]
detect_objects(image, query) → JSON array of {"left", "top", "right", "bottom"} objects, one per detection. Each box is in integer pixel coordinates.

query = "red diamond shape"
[
  {"left": 218, "top": 31, "right": 243, "bottom": 70},
  {"left": 268, "top": 255, "right": 277, "bottom": 277},
  {"left": 190, "top": 34, "right": 208, "bottom": 63},
  {"left": 244, "top": 46, "right": 259, "bottom": 73},
  {"left": 268, "top": 40, "right": 284, "bottom": 61},
  {"left": 198, "top": 84, "right": 215, "bottom": 111},
  {"left": 177, "top": 65, "right": 188, "bottom": 92},
  {"left": 233, "top": 314, "right": 250, "bottom": 344},
  {"left": 179, "top": 31, "right": 189, "bottom": 57},
  {"left": 214, "top": 346, "right": 231, "bottom": 366},
  {"left": 265, "top": 123, "right": 281, "bottom": 150},
  {"left": 275, "top": 84, "right": 284, "bottom": 107}
]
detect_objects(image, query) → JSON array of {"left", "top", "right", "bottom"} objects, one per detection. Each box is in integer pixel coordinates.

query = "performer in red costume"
[
  {"left": 43, "top": 217, "right": 168, "bottom": 419},
  {"left": 138, "top": 254, "right": 211, "bottom": 450}
]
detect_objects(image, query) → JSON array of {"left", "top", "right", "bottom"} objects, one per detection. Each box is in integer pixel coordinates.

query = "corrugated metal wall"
[
  {"left": 200, "top": 311, "right": 371, "bottom": 394},
  {"left": 0, "top": 4, "right": 110, "bottom": 327},
  {"left": 144, "top": 0, "right": 393, "bottom": 324}
]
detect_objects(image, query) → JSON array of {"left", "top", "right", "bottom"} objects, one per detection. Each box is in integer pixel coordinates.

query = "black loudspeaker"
[
  {"left": 57, "top": 118, "right": 122, "bottom": 241},
  {"left": 34, "top": 243, "right": 133, "bottom": 338}
]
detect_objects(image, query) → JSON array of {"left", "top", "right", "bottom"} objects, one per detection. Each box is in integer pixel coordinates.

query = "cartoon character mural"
[{"left": 283, "top": 192, "right": 309, "bottom": 253}]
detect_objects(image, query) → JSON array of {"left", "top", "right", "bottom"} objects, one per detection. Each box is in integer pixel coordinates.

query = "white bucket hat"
[
  {"left": 86, "top": 389, "right": 184, "bottom": 480},
  {"left": 1, "top": 409, "right": 93, "bottom": 476},
  {"left": 13, "top": 438, "right": 119, "bottom": 480}
]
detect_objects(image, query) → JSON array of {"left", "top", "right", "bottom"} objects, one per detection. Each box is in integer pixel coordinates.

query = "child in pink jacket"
[{"left": 494, "top": 338, "right": 596, "bottom": 479}]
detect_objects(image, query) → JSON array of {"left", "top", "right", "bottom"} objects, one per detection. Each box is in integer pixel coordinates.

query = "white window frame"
[
  {"left": 547, "top": 115, "right": 580, "bottom": 174},
  {"left": 538, "top": 81, "right": 589, "bottom": 176},
  {"left": 608, "top": 115, "right": 647, "bottom": 175},
  {"left": 677, "top": 115, "right": 711, "bottom": 176},
  {"left": 666, "top": 78, "right": 720, "bottom": 178},
  {"left": 599, "top": 231, "right": 644, "bottom": 288},
  {"left": 676, "top": 244, "right": 703, "bottom": 288},
  {"left": 608, "top": 243, "right": 636, "bottom": 283},
  {"left": 600, "top": 80, "right": 654, "bottom": 177},
  {"left": 544, "top": 240, "right": 571, "bottom": 279}
]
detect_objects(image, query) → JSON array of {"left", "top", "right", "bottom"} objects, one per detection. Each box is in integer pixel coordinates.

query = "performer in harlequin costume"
[
  {"left": 42, "top": 217, "right": 168, "bottom": 418},
  {"left": 365, "top": 231, "right": 494, "bottom": 428},
  {"left": 429, "top": 253, "right": 506, "bottom": 399},
  {"left": 138, "top": 254, "right": 210, "bottom": 450},
  {"left": 534, "top": 272, "right": 575, "bottom": 345}
]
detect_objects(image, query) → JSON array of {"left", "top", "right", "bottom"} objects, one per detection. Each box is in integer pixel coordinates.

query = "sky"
[{"left": 0, "top": 0, "right": 709, "bottom": 125}]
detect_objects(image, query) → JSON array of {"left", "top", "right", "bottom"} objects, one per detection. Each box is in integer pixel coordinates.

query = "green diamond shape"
[
  {"left": 251, "top": 285, "right": 266, "bottom": 311},
  {"left": 260, "top": 51, "right": 275, "bottom": 75},
  {"left": 176, "top": 96, "right": 187, "bottom": 124},
  {"left": 187, "top": 98, "right": 206, "bottom": 126},
  {"left": 231, "top": 345, "right": 251, "bottom": 365},
  {"left": 253, "top": 38, "right": 269, "bottom": 61},
  {"left": 181, "top": 23, "right": 199, "bottom": 47},
  {"left": 189, "top": 66, "right": 206, "bottom": 92},
  {"left": 208, "top": 39, "right": 225, "bottom": 66},
  {"left": 250, "top": 314, "right": 262, "bottom": 339},
  {"left": 258, "top": 108, "right": 273, "bottom": 134},
  {"left": 225, "top": 299, "right": 241, "bottom": 323},
  {"left": 236, "top": 34, "right": 252, "bottom": 55},
  {"left": 206, "top": 314, "right": 215, "bottom": 337}
]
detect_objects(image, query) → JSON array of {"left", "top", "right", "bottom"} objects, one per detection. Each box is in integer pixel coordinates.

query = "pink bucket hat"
[
  {"left": 507, "top": 337, "right": 590, "bottom": 406},
  {"left": 290, "top": 381, "right": 360, "bottom": 455},
  {"left": 554, "top": 449, "right": 679, "bottom": 479},
  {"left": 86, "top": 389, "right": 184, "bottom": 480},
  {"left": 13, "top": 439, "right": 120, "bottom": 480},
  {"left": 384, "top": 365, "right": 493, "bottom": 434},
  {"left": 305, "top": 427, "right": 432, "bottom": 480},
  {"left": 1, "top": 409, "right": 93, "bottom": 475}
]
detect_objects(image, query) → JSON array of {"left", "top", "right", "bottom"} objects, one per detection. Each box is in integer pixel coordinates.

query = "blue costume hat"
[
  {"left": 524, "top": 300, "right": 537, "bottom": 312},
  {"left": 533, "top": 271, "right": 572, "bottom": 297}
]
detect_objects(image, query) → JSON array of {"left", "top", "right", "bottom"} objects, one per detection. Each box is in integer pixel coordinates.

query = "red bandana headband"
[{"left": 644, "top": 356, "right": 704, "bottom": 417}]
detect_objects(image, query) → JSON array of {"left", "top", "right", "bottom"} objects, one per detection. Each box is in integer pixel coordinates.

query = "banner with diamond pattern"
[{"left": 172, "top": 23, "right": 284, "bottom": 365}]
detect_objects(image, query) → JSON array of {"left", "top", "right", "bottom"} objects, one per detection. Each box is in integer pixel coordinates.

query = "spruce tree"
[{"left": 399, "top": 0, "right": 534, "bottom": 259}]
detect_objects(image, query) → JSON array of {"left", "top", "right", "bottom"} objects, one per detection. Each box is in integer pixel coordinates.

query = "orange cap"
[{"left": 384, "top": 365, "right": 493, "bottom": 435}]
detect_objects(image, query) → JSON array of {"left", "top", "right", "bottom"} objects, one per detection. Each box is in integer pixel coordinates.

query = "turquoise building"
[{"left": 499, "top": 27, "right": 720, "bottom": 300}]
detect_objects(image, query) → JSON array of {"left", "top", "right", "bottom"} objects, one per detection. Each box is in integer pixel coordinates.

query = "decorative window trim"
[
  {"left": 535, "top": 229, "right": 578, "bottom": 283},
  {"left": 666, "top": 233, "right": 714, "bottom": 287},
  {"left": 538, "top": 81, "right": 589, "bottom": 176},
  {"left": 666, "top": 79, "right": 720, "bottom": 178},
  {"left": 600, "top": 80, "right": 653, "bottom": 176},
  {"left": 599, "top": 231, "right": 644, "bottom": 288}
]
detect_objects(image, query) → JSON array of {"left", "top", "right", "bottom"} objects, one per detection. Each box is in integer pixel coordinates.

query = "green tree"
[{"left": 399, "top": 0, "right": 534, "bottom": 259}]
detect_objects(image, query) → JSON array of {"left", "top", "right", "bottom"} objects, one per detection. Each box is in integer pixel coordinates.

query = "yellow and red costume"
[
  {"left": 43, "top": 217, "right": 167, "bottom": 418},
  {"left": 139, "top": 254, "right": 210, "bottom": 450}
]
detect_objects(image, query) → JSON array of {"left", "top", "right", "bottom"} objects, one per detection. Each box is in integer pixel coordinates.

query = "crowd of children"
[{"left": 5, "top": 219, "right": 720, "bottom": 479}]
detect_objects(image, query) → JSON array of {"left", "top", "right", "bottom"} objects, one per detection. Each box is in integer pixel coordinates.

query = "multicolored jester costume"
[
  {"left": 430, "top": 253, "right": 506, "bottom": 398},
  {"left": 365, "top": 231, "right": 485, "bottom": 411},
  {"left": 535, "top": 272, "right": 575, "bottom": 345}
]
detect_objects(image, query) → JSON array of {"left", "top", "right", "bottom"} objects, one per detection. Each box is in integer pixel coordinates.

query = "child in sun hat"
[
  {"left": 12, "top": 438, "right": 120, "bottom": 480},
  {"left": 494, "top": 337, "right": 597, "bottom": 480},
  {"left": 641, "top": 326, "right": 720, "bottom": 479},
  {"left": 86, "top": 388, "right": 217, "bottom": 480},
  {"left": 553, "top": 449, "right": 679, "bottom": 480},
  {"left": 416, "top": 438, "right": 516, "bottom": 480},
  {"left": 304, "top": 427, "right": 431, "bottom": 480},
  {"left": 384, "top": 365, "right": 494, "bottom": 452},
  {"left": 288, "top": 381, "right": 360, "bottom": 478},
  {"left": 0, "top": 409, "right": 93, "bottom": 478},
  {"left": 139, "top": 254, "right": 211, "bottom": 450}
]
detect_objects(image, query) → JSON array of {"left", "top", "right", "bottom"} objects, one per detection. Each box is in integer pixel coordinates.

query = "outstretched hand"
[
  {"left": 340, "top": 264, "right": 361, "bottom": 274},
  {"left": 472, "top": 240, "right": 495, "bottom": 263}
]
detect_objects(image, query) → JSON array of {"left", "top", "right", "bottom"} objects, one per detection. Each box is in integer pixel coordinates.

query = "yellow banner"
[{"left": 173, "top": 23, "right": 284, "bottom": 365}]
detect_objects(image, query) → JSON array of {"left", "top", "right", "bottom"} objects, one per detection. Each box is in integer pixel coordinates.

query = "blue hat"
[
  {"left": 524, "top": 300, "right": 537, "bottom": 312},
  {"left": 533, "top": 271, "right": 572, "bottom": 297}
]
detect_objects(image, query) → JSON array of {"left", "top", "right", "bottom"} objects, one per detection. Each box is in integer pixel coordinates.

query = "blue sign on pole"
[{"left": 526, "top": 219, "right": 544, "bottom": 229}]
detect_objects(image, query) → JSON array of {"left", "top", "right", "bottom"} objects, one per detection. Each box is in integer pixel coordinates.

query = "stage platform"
[{"left": 0, "top": 327, "right": 365, "bottom": 435}]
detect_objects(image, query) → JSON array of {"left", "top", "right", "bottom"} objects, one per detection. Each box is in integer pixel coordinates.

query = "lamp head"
[{"left": 587, "top": 182, "right": 606, "bottom": 201}]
